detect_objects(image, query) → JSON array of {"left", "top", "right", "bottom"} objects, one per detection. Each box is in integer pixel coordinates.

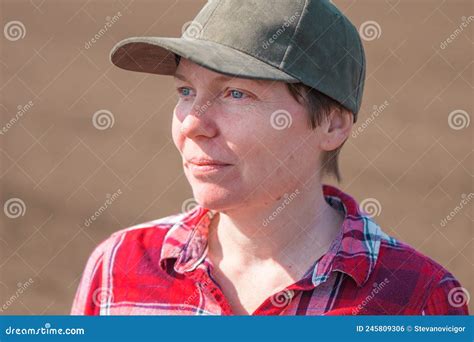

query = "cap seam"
[
  {"left": 280, "top": 0, "right": 308, "bottom": 69},
  {"left": 199, "top": 0, "right": 223, "bottom": 36}
]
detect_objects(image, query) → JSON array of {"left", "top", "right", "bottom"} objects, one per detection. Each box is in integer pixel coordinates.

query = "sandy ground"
[{"left": 0, "top": 0, "right": 472, "bottom": 314}]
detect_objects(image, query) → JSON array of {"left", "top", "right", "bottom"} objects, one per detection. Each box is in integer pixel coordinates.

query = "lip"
[{"left": 185, "top": 158, "right": 233, "bottom": 174}]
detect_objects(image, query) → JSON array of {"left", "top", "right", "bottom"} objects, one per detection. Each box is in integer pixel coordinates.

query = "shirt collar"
[{"left": 160, "top": 184, "right": 387, "bottom": 287}]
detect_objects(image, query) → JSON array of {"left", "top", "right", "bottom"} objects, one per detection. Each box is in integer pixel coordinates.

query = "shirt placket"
[
  {"left": 251, "top": 276, "right": 317, "bottom": 315},
  {"left": 185, "top": 261, "right": 234, "bottom": 315}
]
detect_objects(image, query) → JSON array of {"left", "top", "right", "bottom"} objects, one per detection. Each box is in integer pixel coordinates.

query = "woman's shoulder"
[
  {"left": 374, "top": 232, "right": 468, "bottom": 314},
  {"left": 72, "top": 211, "right": 189, "bottom": 314},
  {"left": 377, "top": 234, "right": 455, "bottom": 281},
  {"left": 88, "top": 211, "right": 188, "bottom": 264}
]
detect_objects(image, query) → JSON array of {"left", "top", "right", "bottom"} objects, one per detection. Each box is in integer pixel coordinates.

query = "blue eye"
[
  {"left": 179, "top": 87, "right": 192, "bottom": 96},
  {"left": 230, "top": 90, "right": 244, "bottom": 99}
]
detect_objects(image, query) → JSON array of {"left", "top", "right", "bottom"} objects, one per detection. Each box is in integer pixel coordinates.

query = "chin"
[{"left": 191, "top": 182, "right": 242, "bottom": 211}]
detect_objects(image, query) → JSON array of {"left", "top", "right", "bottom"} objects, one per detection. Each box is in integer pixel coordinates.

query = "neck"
[{"left": 208, "top": 182, "right": 344, "bottom": 269}]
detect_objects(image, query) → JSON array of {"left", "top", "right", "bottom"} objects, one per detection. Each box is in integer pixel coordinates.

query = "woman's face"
[{"left": 172, "top": 58, "right": 324, "bottom": 211}]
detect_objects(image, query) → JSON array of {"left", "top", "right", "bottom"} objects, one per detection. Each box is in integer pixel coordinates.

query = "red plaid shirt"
[{"left": 72, "top": 185, "right": 468, "bottom": 315}]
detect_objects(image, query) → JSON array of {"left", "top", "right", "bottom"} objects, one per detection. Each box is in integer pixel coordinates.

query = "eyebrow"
[
  {"left": 173, "top": 72, "right": 266, "bottom": 87},
  {"left": 173, "top": 73, "right": 189, "bottom": 82}
]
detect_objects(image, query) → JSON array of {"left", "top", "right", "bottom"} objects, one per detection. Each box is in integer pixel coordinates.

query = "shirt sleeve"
[
  {"left": 70, "top": 240, "right": 107, "bottom": 315},
  {"left": 422, "top": 272, "right": 469, "bottom": 315}
]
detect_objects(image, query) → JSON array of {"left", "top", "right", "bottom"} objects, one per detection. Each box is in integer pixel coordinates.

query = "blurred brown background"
[{"left": 0, "top": 0, "right": 472, "bottom": 314}]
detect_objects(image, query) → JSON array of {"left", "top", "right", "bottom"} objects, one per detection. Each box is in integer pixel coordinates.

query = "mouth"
[{"left": 185, "top": 158, "right": 233, "bottom": 174}]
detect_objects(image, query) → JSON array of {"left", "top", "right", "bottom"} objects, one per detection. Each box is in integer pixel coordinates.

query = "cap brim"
[{"left": 110, "top": 37, "right": 299, "bottom": 83}]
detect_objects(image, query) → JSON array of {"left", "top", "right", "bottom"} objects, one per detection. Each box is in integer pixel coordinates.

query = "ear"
[{"left": 319, "top": 107, "right": 354, "bottom": 152}]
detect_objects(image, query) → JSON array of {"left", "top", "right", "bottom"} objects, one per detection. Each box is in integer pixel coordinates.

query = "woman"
[{"left": 72, "top": 0, "right": 468, "bottom": 315}]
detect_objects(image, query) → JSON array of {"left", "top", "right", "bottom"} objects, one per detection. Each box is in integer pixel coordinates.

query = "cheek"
[
  {"left": 233, "top": 126, "right": 288, "bottom": 191},
  {"left": 171, "top": 106, "right": 184, "bottom": 152},
  {"left": 244, "top": 110, "right": 316, "bottom": 187}
]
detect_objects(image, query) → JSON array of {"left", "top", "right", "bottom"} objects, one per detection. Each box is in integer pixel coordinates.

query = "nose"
[{"left": 179, "top": 99, "right": 218, "bottom": 139}]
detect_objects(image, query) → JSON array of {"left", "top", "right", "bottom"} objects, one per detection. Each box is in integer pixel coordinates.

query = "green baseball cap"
[{"left": 110, "top": 0, "right": 366, "bottom": 120}]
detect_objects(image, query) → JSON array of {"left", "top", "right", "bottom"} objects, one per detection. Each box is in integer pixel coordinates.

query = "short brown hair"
[{"left": 287, "top": 83, "right": 352, "bottom": 183}]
